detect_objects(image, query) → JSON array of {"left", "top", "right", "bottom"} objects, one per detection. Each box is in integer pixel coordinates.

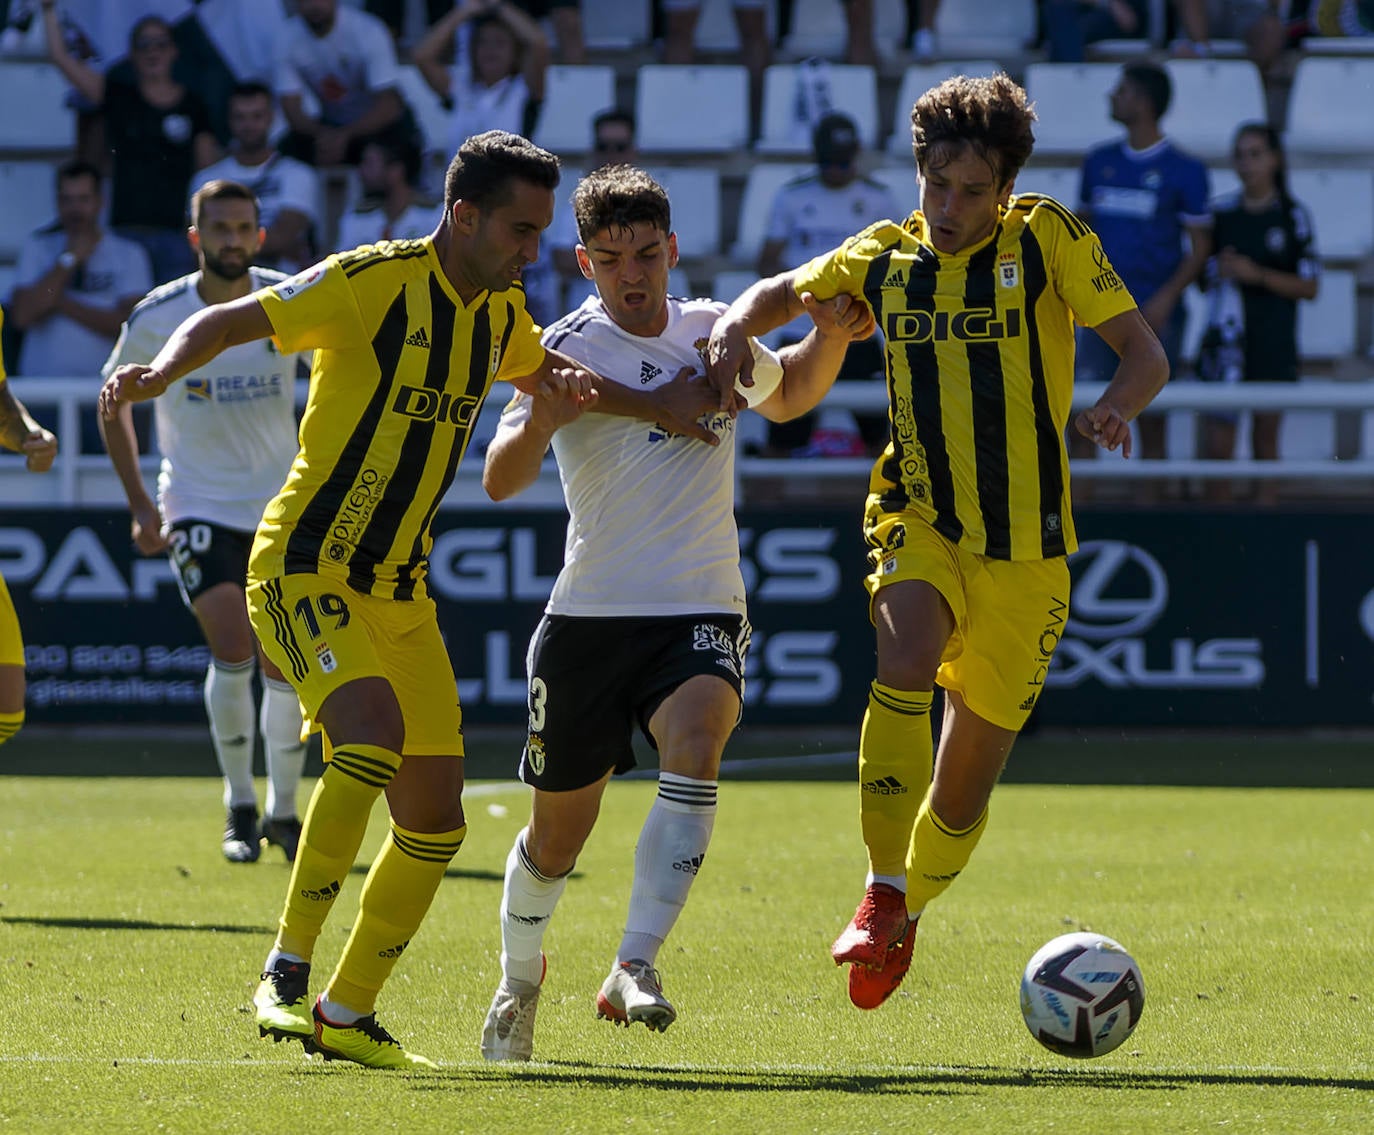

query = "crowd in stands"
[{"left": 0, "top": 0, "right": 1368, "bottom": 485}]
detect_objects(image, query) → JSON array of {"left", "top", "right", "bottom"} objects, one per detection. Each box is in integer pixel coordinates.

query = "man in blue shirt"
[{"left": 1076, "top": 62, "right": 1210, "bottom": 478}]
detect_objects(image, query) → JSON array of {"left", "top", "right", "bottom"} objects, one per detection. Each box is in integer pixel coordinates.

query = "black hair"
[
  {"left": 442, "top": 130, "right": 560, "bottom": 212},
  {"left": 1121, "top": 62, "right": 1172, "bottom": 120}
]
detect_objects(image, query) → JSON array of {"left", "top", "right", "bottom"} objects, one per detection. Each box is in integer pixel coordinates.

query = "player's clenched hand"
[
  {"left": 653, "top": 366, "right": 736, "bottom": 447},
  {"left": 530, "top": 366, "right": 597, "bottom": 433},
  {"left": 705, "top": 319, "right": 754, "bottom": 413},
  {"left": 99, "top": 364, "right": 169, "bottom": 417},
  {"left": 1075, "top": 401, "right": 1132, "bottom": 457},
  {"left": 130, "top": 500, "right": 169, "bottom": 555},
  {"left": 802, "top": 291, "right": 875, "bottom": 342},
  {"left": 21, "top": 426, "right": 57, "bottom": 473}
]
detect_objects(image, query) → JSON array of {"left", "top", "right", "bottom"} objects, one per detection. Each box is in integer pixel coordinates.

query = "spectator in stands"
[
  {"left": 367, "top": 0, "right": 586, "bottom": 63},
  {"left": 1171, "top": 0, "right": 1287, "bottom": 75},
  {"left": 1042, "top": 0, "right": 1148, "bottom": 61},
  {"left": 910, "top": 0, "right": 940, "bottom": 60},
  {"left": 547, "top": 108, "right": 639, "bottom": 318},
  {"left": 1311, "top": 0, "right": 1374, "bottom": 36},
  {"left": 1198, "top": 122, "right": 1319, "bottom": 505},
  {"left": 412, "top": 0, "right": 549, "bottom": 157},
  {"left": 276, "top": 0, "right": 419, "bottom": 169},
  {"left": 756, "top": 111, "right": 897, "bottom": 457},
  {"left": 190, "top": 83, "right": 321, "bottom": 274},
  {"left": 660, "top": 0, "right": 772, "bottom": 133},
  {"left": 1074, "top": 62, "right": 1210, "bottom": 492},
  {"left": 8, "top": 161, "right": 152, "bottom": 384},
  {"left": 41, "top": 4, "right": 218, "bottom": 285},
  {"left": 335, "top": 137, "right": 441, "bottom": 248}
]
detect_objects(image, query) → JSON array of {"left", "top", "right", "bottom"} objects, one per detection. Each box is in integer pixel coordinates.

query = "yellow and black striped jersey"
[
  {"left": 793, "top": 193, "right": 1135, "bottom": 561},
  {"left": 250, "top": 237, "right": 546, "bottom": 599}
]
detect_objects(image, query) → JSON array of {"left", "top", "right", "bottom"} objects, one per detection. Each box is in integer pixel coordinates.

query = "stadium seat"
[
  {"left": 779, "top": 0, "right": 907, "bottom": 60},
  {"left": 0, "top": 160, "right": 56, "bottom": 260},
  {"left": 647, "top": 166, "right": 721, "bottom": 259},
  {"left": 1286, "top": 57, "right": 1374, "bottom": 157},
  {"left": 694, "top": 0, "right": 780, "bottom": 51},
  {"left": 712, "top": 268, "right": 760, "bottom": 304},
  {"left": 1289, "top": 169, "right": 1374, "bottom": 261},
  {"left": 1278, "top": 409, "right": 1337, "bottom": 461},
  {"left": 1023, "top": 63, "right": 1121, "bottom": 158},
  {"left": 582, "top": 0, "right": 651, "bottom": 49},
  {"left": 729, "top": 161, "right": 812, "bottom": 264},
  {"left": 0, "top": 61, "right": 75, "bottom": 151},
  {"left": 1298, "top": 268, "right": 1357, "bottom": 358},
  {"left": 885, "top": 61, "right": 1004, "bottom": 158},
  {"left": 934, "top": 0, "right": 1037, "bottom": 57},
  {"left": 1161, "top": 60, "right": 1266, "bottom": 161},
  {"left": 636, "top": 65, "right": 751, "bottom": 153},
  {"left": 754, "top": 62, "right": 879, "bottom": 156},
  {"left": 1015, "top": 165, "right": 1082, "bottom": 206},
  {"left": 871, "top": 163, "right": 916, "bottom": 208},
  {"left": 531, "top": 65, "right": 617, "bottom": 155}
]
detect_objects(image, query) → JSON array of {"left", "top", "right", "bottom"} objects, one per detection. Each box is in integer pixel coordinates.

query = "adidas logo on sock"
[
  {"left": 377, "top": 940, "right": 410, "bottom": 959},
  {"left": 862, "top": 776, "right": 908, "bottom": 796},
  {"left": 404, "top": 326, "right": 431, "bottom": 348},
  {"left": 672, "top": 854, "right": 705, "bottom": 874},
  {"left": 639, "top": 359, "right": 664, "bottom": 385},
  {"left": 883, "top": 268, "right": 907, "bottom": 288},
  {"left": 299, "top": 880, "right": 342, "bottom": 902},
  {"left": 509, "top": 911, "right": 548, "bottom": 926}
]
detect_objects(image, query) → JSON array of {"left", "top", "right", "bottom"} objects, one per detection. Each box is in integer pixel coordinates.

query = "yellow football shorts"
[
  {"left": 0, "top": 574, "right": 23, "bottom": 667},
  {"left": 246, "top": 574, "right": 464, "bottom": 756},
  {"left": 862, "top": 508, "right": 1070, "bottom": 731}
]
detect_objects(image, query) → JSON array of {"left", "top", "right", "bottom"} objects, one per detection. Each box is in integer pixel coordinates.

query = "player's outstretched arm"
[
  {"left": 758, "top": 292, "right": 876, "bottom": 423},
  {"left": 483, "top": 367, "right": 597, "bottom": 502},
  {"left": 97, "top": 296, "right": 274, "bottom": 417},
  {"left": 705, "top": 271, "right": 805, "bottom": 411},
  {"left": 1074, "top": 308, "right": 1169, "bottom": 458}
]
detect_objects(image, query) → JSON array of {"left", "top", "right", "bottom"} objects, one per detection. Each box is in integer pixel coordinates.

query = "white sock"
[
  {"left": 617, "top": 772, "right": 717, "bottom": 968},
  {"left": 260, "top": 676, "right": 306, "bottom": 820},
  {"left": 264, "top": 948, "right": 308, "bottom": 970},
  {"left": 205, "top": 657, "right": 256, "bottom": 810},
  {"left": 867, "top": 872, "right": 907, "bottom": 892},
  {"left": 500, "top": 829, "right": 567, "bottom": 986},
  {"left": 317, "top": 995, "right": 363, "bottom": 1025}
]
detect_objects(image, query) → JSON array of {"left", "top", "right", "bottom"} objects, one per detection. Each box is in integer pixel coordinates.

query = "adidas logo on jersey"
[
  {"left": 639, "top": 360, "right": 664, "bottom": 385},
  {"left": 673, "top": 854, "right": 705, "bottom": 875},
  {"left": 1020, "top": 694, "right": 1038, "bottom": 711},
  {"left": 405, "top": 326, "right": 431, "bottom": 349},
  {"left": 883, "top": 268, "right": 907, "bottom": 288},
  {"left": 862, "top": 775, "right": 907, "bottom": 796}
]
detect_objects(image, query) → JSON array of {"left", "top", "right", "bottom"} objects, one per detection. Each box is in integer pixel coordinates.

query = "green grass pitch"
[{"left": 1, "top": 734, "right": 1371, "bottom": 1133}]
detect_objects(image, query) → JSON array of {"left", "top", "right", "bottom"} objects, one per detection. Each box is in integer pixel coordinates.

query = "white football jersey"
[
  {"left": 102, "top": 268, "right": 306, "bottom": 534},
  {"left": 499, "top": 294, "right": 783, "bottom": 618}
]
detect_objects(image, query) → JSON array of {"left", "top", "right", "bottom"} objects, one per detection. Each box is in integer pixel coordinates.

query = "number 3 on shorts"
[{"left": 528, "top": 676, "right": 547, "bottom": 732}]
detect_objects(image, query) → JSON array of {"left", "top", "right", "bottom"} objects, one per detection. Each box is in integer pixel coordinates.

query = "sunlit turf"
[{"left": 1, "top": 754, "right": 1370, "bottom": 1133}]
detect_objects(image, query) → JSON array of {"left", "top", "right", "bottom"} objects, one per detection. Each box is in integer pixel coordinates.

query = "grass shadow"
[{"left": 0, "top": 915, "right": 273, "bottom": 934}]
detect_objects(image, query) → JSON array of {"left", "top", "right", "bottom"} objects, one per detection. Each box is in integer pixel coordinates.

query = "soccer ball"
[{"left": 1019, "top": 931, "right": 1145, "bottom": 1058}]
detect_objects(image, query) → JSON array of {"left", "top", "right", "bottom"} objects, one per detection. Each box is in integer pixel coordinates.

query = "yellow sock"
[
  {"left": 905, "top": 802, "right": 989, "bottom": 913},
  {"left": 275, "top": 743, "right": 401, "bottom": 960},
  {"left": 326, "top": 821, "right": 466, "bottom": 1015},
  {"left": 858, "top": 681, "right": 934, "bottom": 879},
  {"left": 0, "top": 709, "right": 22, "bottom": 747}
]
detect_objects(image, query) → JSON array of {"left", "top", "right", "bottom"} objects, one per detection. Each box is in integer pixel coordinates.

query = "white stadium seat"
[
  {"left": 647, "top": 166, "right": 721, "bottom": 259},
  {"left": 871, "top": 163, "right": 916, "bottom": 208},
  {"left": 780, "top": 0, "right": 907, "bottom": 59},
  {"left": 934, "top": 0, "right": 1037, "bottom": 57},
  {"left": 711, "top": 269, "right": 760, "bottom": 304},
  {"left": 0, "top": 61, "right": 75, "bottom": 151},
  {"left": 582, "top": 0, "right": 651, "bottom": 49},
  {"left": 1015, "top": 165, "right": 1082, "bottom": 207},
  {"left": 1023, "top": 63, "right": 1121, "bottom": 158},
  {"left": 1298, "top": 268, "right": 1356, "bottom": 359},
  {"left": 755, "top": 62, "right": 879, "bottom": 156},
  {"left": 1286, "top": 57, "right": 1374, "bottom": 157},
  {"left": 1162, "top": 60, "right": 1266, "bottom": 161},
  {"left": 0, "top": 160, "right": 56, "bottom": 260},
  {"left": 636, "top": 65, "right": 751, "bottom": 153},
  {"left": 531, "top": 65, "right": 617, "bottom": 155},
  {"left": 729, "top": 161, "right": 812, "bottom": 264},
  {"left": 885, "top": 61, "right": 1004, "bottom": 157},
  {"left": 1288, "top": 168, "right": 1374, "bottom": 261},
  {"left": 694, "top": 0, "right": 779, "bottom": 51}
]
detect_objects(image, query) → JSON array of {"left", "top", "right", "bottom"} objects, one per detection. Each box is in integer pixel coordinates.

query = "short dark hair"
[
  {"left": 229, "top": 80, "right": 274, "bottom": 105},
  {"left": 593, "top": 108, "right": 636, "bottom": 138},
  {"left": 910, "top": 72, "right": 1037, "bottom": 187},
  {"left": 1122, "top": 62, "right": 1171, "bottom": 120},
  {"left": 572, "top": 165, "right": 671, "bottom": 244},
  {"left": 56, "top": 159, "right": 102, "bottom": 192},
  {"left": 443, "top": 130, "right": 560, "bottom": 213},
  {"left": 190, "top": 179, "right": 260, "bottom": 227},
  {"left": 128, "top": 15, "right": 172, "bottom": 53},
  {"left": 366, "top": 136, "right": 424, "bottom": 188}
]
